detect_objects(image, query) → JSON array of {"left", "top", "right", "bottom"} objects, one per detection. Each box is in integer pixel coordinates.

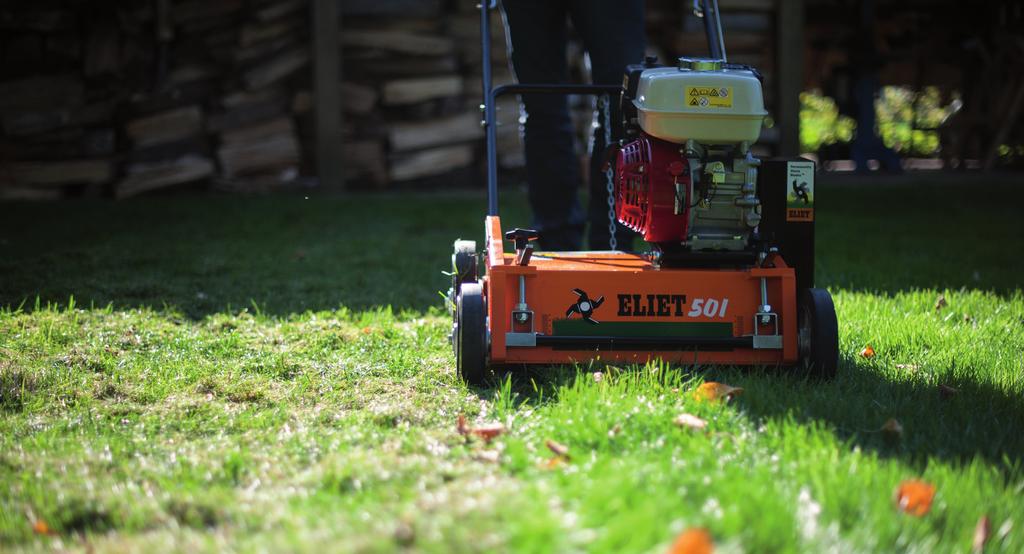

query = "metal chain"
[{"left": 600, "top": 94, "right": 618, "bottom": 251}]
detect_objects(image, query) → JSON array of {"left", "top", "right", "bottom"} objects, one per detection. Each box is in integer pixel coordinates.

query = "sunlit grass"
[{"left": 1, "top": 181, "right": 1022, "bottom": 552}]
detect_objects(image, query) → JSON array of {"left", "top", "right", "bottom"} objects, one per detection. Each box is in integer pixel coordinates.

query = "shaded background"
[{"left": 0, "top": 0, "right": 1022, "bottom": 200}]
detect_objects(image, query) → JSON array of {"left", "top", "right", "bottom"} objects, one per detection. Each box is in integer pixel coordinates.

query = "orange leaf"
[
  {"left": 972, "top": 515, "right": 991, "bottom": 553},
  {"left": 456, "top": 414, "right": 505, "bottom": 442},
  {"left": 693, "top": 382, "right": 743, "bottom": 403},
  {"left": 540, "top": 456, "right": 566, "bottom": 469},
  {"left": 32, "top": 519, "right": 51, "bottom": 535},
  {"left": 673, "top": 413, "right": 708, "bottom": 431},
  {"left": 546, "top": 439, "right": 569, "bottom": 458},
  {"left": 860, "top": 345, "right": 876, "bottom": 358},
  {"left": 667, "top": 528, "right": 714, "bottom": 554},
  {"left": 471, "top": 423, "right": 506, "bottom": 443},
  {"left": 881, "top": 418, "right": 903, "bottom": 442},
  {"left": 895, "top": 480, "right": 935, "bottom": 516}
]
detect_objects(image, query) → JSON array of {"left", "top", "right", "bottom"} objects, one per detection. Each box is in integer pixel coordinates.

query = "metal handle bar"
[
  {"left": 483, "top": 84, "right": 623, "bottom": 217},
  {"left": 478, "top": 1, "right": 726, "bottom": 216}
]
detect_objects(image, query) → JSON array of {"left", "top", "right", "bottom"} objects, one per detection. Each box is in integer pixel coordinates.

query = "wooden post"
[
  {"left": 312, "top": 0, "right": 343, "bottom": 188},
  {"left": 777, "top": 0, "right": 804, "bottom": 157}
]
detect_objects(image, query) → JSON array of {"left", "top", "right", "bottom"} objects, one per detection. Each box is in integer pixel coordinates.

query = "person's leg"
[
  {"left": 569, "top": 0, "right": 645, "bottom": 250},
  {"left": 501, "top": 0, "right": 584, "bottom": 250}
]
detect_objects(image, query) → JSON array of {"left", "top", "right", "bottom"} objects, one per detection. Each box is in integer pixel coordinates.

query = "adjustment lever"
[{"left": 504, "top": 228, "right": 539, "bottom": 266}]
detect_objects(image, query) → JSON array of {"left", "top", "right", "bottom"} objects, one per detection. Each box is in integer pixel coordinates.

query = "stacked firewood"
[
  {"left": 337, "top": 0, "right": 523, "bottom": 185},
  {"left": 0, "top": 0, "right": 780, "bottom": 199},
  {"left": 0, "top": 0, "right": 310, "bottom": 199}
]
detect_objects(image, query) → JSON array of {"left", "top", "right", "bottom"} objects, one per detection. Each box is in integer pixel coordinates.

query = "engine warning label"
[
  {"left": 786, "top": 161, "right": 815, "bottom": 221},
  {"left": 686, "top": 86, "right": 733, "bottom": 108}
]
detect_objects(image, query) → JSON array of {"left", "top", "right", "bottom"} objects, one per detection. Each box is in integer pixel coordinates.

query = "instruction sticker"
[
  {"left": 685, "top": 86, "right": 733, "bottom": 108},
  {"left": 786, "top": 161, "right": 815, "bottom": 221}
]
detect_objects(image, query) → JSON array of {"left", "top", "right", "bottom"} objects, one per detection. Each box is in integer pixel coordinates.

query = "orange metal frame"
[{"left": 484, "top": 216, "right": 798, "bottom": 366}]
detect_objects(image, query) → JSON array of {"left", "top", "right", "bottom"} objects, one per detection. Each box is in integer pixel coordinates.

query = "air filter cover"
[{"left": 632, "top": 66, "right": 767, "bottom": 144}]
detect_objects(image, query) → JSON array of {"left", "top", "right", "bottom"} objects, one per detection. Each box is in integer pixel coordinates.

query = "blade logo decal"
[
  {"left": 566, "top": 288, "right": 604, "bottom": 324},
  {"left": 792, "top": 180, "right": 810, "bottom": 204}
]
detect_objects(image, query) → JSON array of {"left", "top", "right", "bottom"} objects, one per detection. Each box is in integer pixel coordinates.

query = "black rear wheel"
[
  {"left": 448, "top": 240, "right": 478, "bottom": 353},
  {"left": 797, "top": 288, "right": 839, "bottom": 379},
  {"left": 456, "top": 283, "right": 488, "bottom": 386}
]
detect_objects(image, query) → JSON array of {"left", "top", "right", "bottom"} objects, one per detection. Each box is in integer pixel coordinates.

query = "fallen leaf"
[
  {"left": 546, "top": 439, "right": 569, "bottom": 458},
  {"left": 667, "top": 528, "right": 714, "bottom": 554},
  {"left": 693, "top": 382, "right": 743, "bottom": 403},
  {"left": 972, "top": 515, "right": 991, "bottom": 553},
  {"left": 361, "top": 326, "right": 373, "bottom": 334},
  {"left": 608, "top": 424, "right": 622, "bottom": 438},
  {"left": 963, "top": 314, "right": 974, "bottom": 324},
  {"left": 881, "top": 418, "right": 903, "bottom": 442},
  {"left": 456, "top": 414, "right": 505, "bottom": 443},
  {"left": 938, "top": 384, "right": 959, "bottom": 400},
  {"left": 895, "top": 363, "right": 919, "bottom": 371},
  {"left": 592, "top": 372, "right": 604, "bottom": 383},
  {"left": 934, "top": 294, "right": 947, "bottom": 311},
  {"left": 541, "top": 456, "right": 566, "bottom": 469},
  {"left": 32, "top": 519, "right": 51, "bottom": 535},
  {"left": 895, "top": 480, "right": 935, "bottom": 516},
  {"left": 471, "top": 423, "right": 506, "bottom": 442},
  {"left": 673, "top": 413, "right": 708, "bottom": 431},
  {"left": 860, "top": 344, "right": 876, "bottom": 358}
]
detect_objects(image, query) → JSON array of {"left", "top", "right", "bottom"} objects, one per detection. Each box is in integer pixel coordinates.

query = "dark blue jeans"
[{"left": 501, "top": 0, "right": 645, "bottom": 250}]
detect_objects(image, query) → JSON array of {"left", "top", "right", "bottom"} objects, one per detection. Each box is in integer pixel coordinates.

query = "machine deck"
[
  {"left": 450, "top": 0, "right": 837, "bottom": 385},
  {"left": 483, "top": 217, "right": 798, "bottom": 366}
]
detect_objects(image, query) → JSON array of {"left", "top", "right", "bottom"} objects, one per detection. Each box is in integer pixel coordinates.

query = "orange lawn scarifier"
[{"left": 448, "top": 0, "right": 838, "bottom": 385}]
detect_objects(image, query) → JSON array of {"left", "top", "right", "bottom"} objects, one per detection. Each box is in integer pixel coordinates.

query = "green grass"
[{"left": 1, "top": 178, "right": 1023, "bottom": 552}]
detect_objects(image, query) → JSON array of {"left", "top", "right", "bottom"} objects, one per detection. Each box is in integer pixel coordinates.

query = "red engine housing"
[{"left": 615, "top": 134, "right": 690, "bottom": 243}]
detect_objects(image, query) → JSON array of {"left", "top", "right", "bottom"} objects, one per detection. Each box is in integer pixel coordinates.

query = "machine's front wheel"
[
  {"left": 456, "top": 283, "right": 488, "bottom": 386},
  {"left": 797, "top": 288, "right": 839, "bottom": 379}
]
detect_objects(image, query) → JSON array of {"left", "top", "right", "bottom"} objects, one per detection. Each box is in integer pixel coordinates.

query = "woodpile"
[
  {"left": 0, "top": 0, "right": 310, "bottom": 199},
  {"left": 0, "top": 0, "right": 787, "bottom": 200},
  {"left": 338, "top": 0, "right": 521, "bottom": 184}
]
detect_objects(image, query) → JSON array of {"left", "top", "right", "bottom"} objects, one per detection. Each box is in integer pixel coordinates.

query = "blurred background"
[{"left": 0, "top": 0, "right": 1021, "bottom": 200}]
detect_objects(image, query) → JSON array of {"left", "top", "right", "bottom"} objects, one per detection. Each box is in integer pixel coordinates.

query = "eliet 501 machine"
[{"left": 448, "top": 0, "right": 838, "bottom": 384}]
